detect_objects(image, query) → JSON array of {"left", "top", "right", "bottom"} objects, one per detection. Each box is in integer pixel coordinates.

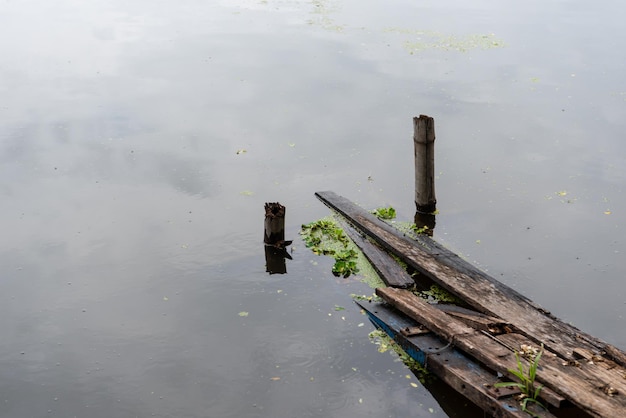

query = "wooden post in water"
[
  {"left": 413, "top": 115, "right": 436, "bottom": 213},
  {"left": 264, "top": 202, "right": 286, "bottom": 246},
  {"left": 413, "top": 115, "right": 436, "bottom": 235},
  {"left": 264, "top": 202, "right": 292, "bottom": 274}
]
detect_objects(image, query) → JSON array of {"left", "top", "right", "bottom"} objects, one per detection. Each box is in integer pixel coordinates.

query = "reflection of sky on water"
[{"left": 1, "top": 0, "right": 625, "bottom": 417}]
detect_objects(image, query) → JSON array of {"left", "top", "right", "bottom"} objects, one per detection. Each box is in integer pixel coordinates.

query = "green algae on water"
[
  {"left": 384, "top": 28, "right": 505, "bottom": 54},
  {"left": 417, "top": 284, "right": 461, "bottom": 304},
  {"left": 368, "top": 329, "right": 430, "bottom": 383}
]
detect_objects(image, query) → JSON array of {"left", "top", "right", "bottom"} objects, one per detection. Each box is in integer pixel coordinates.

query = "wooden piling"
[
  {"left": 264, "top": 202, "right": 292, "bottom": 274},
  {"left": 413, "top": 115, "right": 436, "bottom": 213},
  {"left": 264, "top": 202, "right": 285, "bottom": 246}
]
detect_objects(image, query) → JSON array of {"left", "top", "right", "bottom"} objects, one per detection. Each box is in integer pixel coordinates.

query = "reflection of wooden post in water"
[
  {"left": 413, "top": 115, "right": 436, "bottom": 236},
  {"left": 264, "top": 202, "right": 292, "bottom": 274}
]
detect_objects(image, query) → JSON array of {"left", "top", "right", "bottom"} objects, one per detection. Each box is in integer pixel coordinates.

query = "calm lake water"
[{"left": 1, "top": 1, "right": 625, "bottom": 417}]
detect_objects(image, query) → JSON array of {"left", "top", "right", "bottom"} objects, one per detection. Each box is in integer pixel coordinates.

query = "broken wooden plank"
[
  {"left": 315, "top": 190, "right": 626, "bottom": 368},
  {"left": 339, "top": 218, "right": 414, "bottom": 288},
  {"left": 357, "top": 300, "right": 557, "bottom": 418},
  {"left": 435, "top": 305, "right": 514, "bottom": 335},
  {"left": 376, "top": 287, "right": 626, "bottom": 418}
]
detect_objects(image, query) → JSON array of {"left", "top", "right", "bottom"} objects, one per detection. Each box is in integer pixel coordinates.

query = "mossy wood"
[{"left": 316, "top": 191, "right": 626, "bottom": 417}]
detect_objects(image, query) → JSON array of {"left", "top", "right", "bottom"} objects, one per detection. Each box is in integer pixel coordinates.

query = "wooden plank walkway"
[{"left": 316, "top": 190, "right": 626, "bottom": 418}]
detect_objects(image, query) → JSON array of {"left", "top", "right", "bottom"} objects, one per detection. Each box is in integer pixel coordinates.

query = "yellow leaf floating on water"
[
  {"left": 240, "top": 190, "right": 253, "bottom": 196},
  {"left": 236, "top": 149, "right": 247, "bottom": 155},
  {"left": 410, "top": 382, "right": 418, "bottom": 388},
  {"left": 604, "top": 210, "right": 612, "bottom": 215},
  {"left": 238, "top": 311, "right": 249, "bottom": 317},
  {"left": 557, "top": 190, "right": 568, "bottom": 196},
  {"left": 163, "top": 296, "right": 169, "bottom": 301},
  {"left": 270, "top": 377, "right": 280, "bottom": 381}
]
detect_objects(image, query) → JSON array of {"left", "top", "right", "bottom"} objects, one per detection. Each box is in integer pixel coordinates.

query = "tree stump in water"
[
  {"left": 264, "top": 202, "right": 292, "bottom": 275},
  {"left": 264, "top": 202, "right": 286, "bottom": 246}
]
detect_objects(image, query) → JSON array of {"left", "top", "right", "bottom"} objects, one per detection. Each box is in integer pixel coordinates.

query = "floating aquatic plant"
[
  {"left": 371, "top": 206, "right": 396, "bottom": 220},
  {"left": 301, "top": 218, "right": 359, "bottom": 278},
  {"left": 300, "top": 217, "right": 384, "bottom": 287}
]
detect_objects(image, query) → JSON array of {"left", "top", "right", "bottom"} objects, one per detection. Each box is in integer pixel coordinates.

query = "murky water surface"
[{"left": 1, "top": 1, "right": 625, "bottom": 417}]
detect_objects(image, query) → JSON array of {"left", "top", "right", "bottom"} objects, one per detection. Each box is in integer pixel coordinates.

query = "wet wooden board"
[
  {"left": 357, "top": 300, "right": 558, "bottom": 418},
  {"left": 316, "top": 191, "right": 626, "bottom": 416},
  {"left": 339, "top": 219, "right": 414, "bottom": 288},
  {"left": 376, "top": 287, "right": 626, "bottom": 418},
  {"left": 435, "top": 305, "right": 514, "bottom": 335},
  {"left": 315, "top": 191, "right": 626, "bottom": 367},
  {"left": 342, "top": 211, "right": 565, "bottom": 411}
]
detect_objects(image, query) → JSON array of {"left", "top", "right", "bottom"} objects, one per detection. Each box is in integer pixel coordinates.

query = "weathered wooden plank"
[
  {"left": 480, "top": 333, "right": 567, "bottom": 409},
  {"left": 356, "top": 300, "right": 556, "bottom": 418},
  {"left": 574, "top": 348, "right": 619, "bottom": 370},
  {"left": 376, "top": 287, "right": 626, "bottom": 418},
  {"left": 435, "top": 305, "right": 513, "bottom": 335},
  {"left": 339, "top": 219, "right": 414, "bottom": 288},
  {"left": 315, "top": 191, "right": 626, "bottom": 368}
]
